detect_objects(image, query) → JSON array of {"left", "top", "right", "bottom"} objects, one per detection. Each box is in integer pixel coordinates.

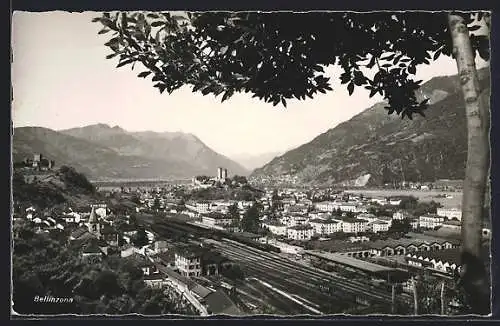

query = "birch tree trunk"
[
  {"left": 412, "top": 277, "right": 418, "bottom": 315},
  {"left": 447, "top": 13, "right": 490, "bottom": 315},
  {"left": 441, "top": 280, "right": 446, "bottom": 315}
]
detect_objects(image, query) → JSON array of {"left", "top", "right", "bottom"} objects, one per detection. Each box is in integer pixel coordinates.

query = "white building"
[
  {"left": 263, "top": 221, "right": 287, "bottom": 236},
  {"left": 314, "top": 201, "right": 336, "bottom": 212},
  {"left": 393, "top": 210, "right": 410, "bottom": 220},
  {"left": 309, "top": 218, "right": 341, "bottom": 235},
  {"left": 419, "top": 215, "right": 445, "bottom": 229},
  {"left": 186, "top": 201, "right": 211, "bottom": 214},
  {"left": 368, "top": 220, "right": 390, "bottom": 233},
  {"left": 283, "top": 215, "right": 308, "bottom": 227},
  {"left": 436, "top": 208, "right": 462, "bottom": 221},
  {"left": 308, "top": 211, "right": 331, "bottom": 220},
  {"left": 356, "top": 213, "right": 378, "bottom": 223},
  {"left": 340, "top": 218, "right": 368, "bottom": 234},
  {"left": 201, "top": 213, "right": 233, "bottom": 228},
  {"left": 175, "top": 247, "right": 202, "bottom": 278},
  {"left": 287, "top": 224, "right": 315, "bottom": 241},
  {"left": 338, "top": 203, "right": 358, "bottom": 212},
  {"left": 388, "top": 199, "right": 402, "bottom": 206}
]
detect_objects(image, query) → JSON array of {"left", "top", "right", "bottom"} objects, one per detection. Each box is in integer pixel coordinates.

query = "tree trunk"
[
  {"left": 447, "top": 13, "right": 490, "bottom": 315},
  {"left": 441, "top": 280, "right": 446, "bottom": 315},
  {"left": 391, "top": 283, "right": 396, "bottom": 314},
  {"left": 412, "top": 277, "right": 418, "bottom": 315}
]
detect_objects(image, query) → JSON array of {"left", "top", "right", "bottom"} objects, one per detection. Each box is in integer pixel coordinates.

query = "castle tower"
[
  {"left": 223, "top": 168, "right": 228, "bottom": 179},
  {"left": 217, "top": 167, "right": 223, "bottom": 180}
]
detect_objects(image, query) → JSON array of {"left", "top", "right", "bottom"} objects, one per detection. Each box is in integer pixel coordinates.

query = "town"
[{"left": 12, "top": 154, "right": 491, "bottom": 316}]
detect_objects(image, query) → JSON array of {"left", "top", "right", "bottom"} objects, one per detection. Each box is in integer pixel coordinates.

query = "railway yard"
[{"left": 139, "top": 214, "right": 412, "bottom": 315}]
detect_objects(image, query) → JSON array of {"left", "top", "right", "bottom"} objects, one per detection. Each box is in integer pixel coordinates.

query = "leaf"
[
  {"left": 313, "top": 64, "right": 324, "bottom": 72},
  {"left": 104, "top": 37, "right": 120, "bottom": 47},
  {"left": 281, "top": 97, "right": 287, "bottom": 107},
  {"left": 366, "top": 56, "right": 376, "bottom": 69},
  {"left": 408, "top": 65, "right": 416, "bottom": 74},
  {"left": 220, "top": 46, "right": 229, "bottom": 55},
  {"left": 138, "top": 71, "right": 151, "bottom": 78},
  {"left": 106, "top": 53, "right": 119, "bottom": 59},
  {"left": 433, "top": 50, "right": 442, "bottom": 60},
  {"left": 116, "top": 59, "right": 135, "bottom": 68},
  {"left": 221, "top": 90, "right": 233, "bottom": 102},
  {"left": 381, "top": 53, "right": 395, "bottom": 61},
  {"left": 347, "top": 83, "right": 354, "bottom": 96},
  {"left": 154, "top": 83, "right": 167, "bottom": 94},
  {"left": 98, "top": 28, "right": 111, "bottom": 34},
  {"left": 151, "top": 21, "right": 164, "bottom": 27},
  {"left": 91, "top": 17, "right": 102, "bottom": 23}
]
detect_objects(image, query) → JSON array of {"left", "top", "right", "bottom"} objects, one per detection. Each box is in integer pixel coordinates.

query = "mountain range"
[
  {"left": 251, "top": 67, "right": 491, "bottom": 186},
  {"left": 12, "top": 124, "right": 249, "bottom": 180}
]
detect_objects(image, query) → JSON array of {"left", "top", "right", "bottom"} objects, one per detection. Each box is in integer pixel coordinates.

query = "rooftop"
[
  {"left": 309, "top": 218, "right": 339, "bottom": 224},
  {"left": 305, "top": 250, "right": 395, "bottom": 274},
  {"left": 288, "top": 224, "right": 314, "bottom": 231},
  {"left": 204, "top": 290, "right": 244, "bottom": 316}
]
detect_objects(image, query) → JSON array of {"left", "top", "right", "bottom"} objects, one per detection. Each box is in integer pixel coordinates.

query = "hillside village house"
[
  {"left": 287, "top": 224, "right": 315, "bottom": 241},
  {"left": 309, "top": 218, "right": 341, "bottom": 235},
  {"left": 436, "top": 207, "right": 462, "bottom": 221},
  {"left": 419, "top": 215, "right": 445, "bottom": 229}
]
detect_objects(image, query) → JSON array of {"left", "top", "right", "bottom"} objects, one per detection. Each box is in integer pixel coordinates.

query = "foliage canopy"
[{"left": 94, "top": 11, "right": 489, "bottom": 119}]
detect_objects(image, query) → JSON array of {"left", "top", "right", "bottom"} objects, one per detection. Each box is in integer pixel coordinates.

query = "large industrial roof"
[{"left": 305, "top": 250, "right": 395, "bottom": 274}]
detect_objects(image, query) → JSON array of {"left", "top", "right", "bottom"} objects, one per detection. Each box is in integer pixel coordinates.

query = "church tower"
[{"left": 88, "top": 206, "right": 101, "bottom": 236}]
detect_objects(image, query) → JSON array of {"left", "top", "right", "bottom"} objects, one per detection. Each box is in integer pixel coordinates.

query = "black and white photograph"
[{"left": 11, "top": 10, "right": 492, "bottom": 317}]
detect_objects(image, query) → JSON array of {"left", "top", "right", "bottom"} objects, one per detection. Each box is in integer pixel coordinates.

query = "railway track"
[
  {"left": 141, "top": 217, "right": 412, "bottom": 313},
  {"left": 210, "top": 239, "right": 411, "bottom": 306}
]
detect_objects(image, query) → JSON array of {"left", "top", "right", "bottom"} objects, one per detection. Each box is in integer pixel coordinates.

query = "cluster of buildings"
[
  {"left": 14, "top": 153, "right": 56, "bottom": 171},
  {"left": 15, "top": 200, "right": 243, "bottom": 316},
  {"left": 191, "top": 167, "right": 230, "bottom": 189}
]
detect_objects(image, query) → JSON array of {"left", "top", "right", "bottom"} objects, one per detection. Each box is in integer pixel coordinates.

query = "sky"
[{"left": 11, "top": 11, "right": 489, "bottom": 158}]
